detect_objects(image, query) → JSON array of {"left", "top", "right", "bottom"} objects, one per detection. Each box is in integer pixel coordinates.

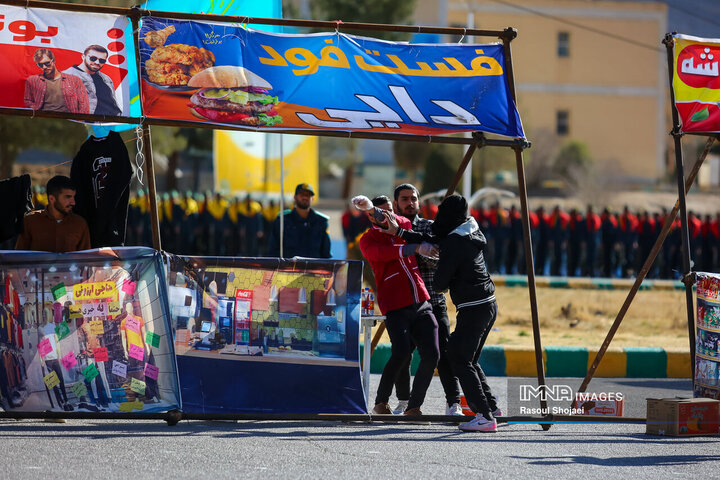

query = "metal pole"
[
  {"left": 279, "top": 135, "right": 285, "bottom": 258},
  {"left": 462, "top": 10, "right": 475, "bottom": 200},
  {"left": 577, "top": 136, "right": 714, "bottom": 396},
  {"left": 2, "top": 0, "right": 517, "bottom": 39},
  {"left": 131, "top": 11, "right": 162, "bottom": 251},
  {"left": 664, "top": 34, "right": 696, "bottom": 381},
  {"left": 142, "top": 125, "right": 162, "bottom": 251},
  {"left": 445, "top": 143, "right": 478, "bottom": 198},
  {"left": 501, "top": 26, "right": 548, "bottom": 428},
  {"left": 514, "top": 145, "right": 548, "bottom": 423}
]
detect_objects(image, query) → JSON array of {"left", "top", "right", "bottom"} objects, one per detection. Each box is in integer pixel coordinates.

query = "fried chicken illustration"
[
  {"left": 144, "top": 25, "right": 176, "bottom": 48},
  {"left": 145, "top": 44, "right": 216, "bottom": 86}
]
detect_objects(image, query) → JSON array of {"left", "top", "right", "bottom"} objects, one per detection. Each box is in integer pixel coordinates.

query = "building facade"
[{"left": 415, "top": 0, "right": 669, "bottom": 184}]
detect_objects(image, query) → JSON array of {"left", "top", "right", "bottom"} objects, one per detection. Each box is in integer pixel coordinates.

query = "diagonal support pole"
[{"left": 577, "top": 136, "right": 715, "bottom": 396}]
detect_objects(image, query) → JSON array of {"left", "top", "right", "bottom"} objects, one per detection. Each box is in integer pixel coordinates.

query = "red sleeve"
[{"left": 359, "top": 230, "right": 406, "bottom": 263}]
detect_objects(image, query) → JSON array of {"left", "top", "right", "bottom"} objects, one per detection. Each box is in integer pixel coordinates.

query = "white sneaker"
[
  {"left": 459, "top": 413, "right": 497, "bottom": 432},
  {"left": 492, "top": 408, "right": 504, "bottom": 418},
  {"left": 446, "top": 403, "right": 464, "bottom": 416},
  {"left": 392, "top": 400, "right": 409, "bottom": 415}
]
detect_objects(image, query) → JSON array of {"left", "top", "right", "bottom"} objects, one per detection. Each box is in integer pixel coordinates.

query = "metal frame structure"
[{"left": 0, "top": 0, "right": 555, "bottom": 424}]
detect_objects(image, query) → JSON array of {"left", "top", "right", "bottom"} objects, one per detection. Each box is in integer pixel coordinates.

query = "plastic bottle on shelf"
[
  {"left": 361, "top": 288, "right": 368, "bottom": 316},
  {"left": 367, "top": 288, "right": 374, "bottom": 315}
]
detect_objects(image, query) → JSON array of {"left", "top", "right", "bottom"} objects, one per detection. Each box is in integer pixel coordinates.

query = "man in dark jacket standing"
[
  {"left": 267, "top": 183, "right": 331, "bottom": 258},
  {"left": 432, "top": 195, "right": 501, "bottom": 432}
]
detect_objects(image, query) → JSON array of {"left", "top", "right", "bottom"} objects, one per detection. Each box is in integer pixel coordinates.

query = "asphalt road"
[{"left": 1, "top": 376, "right": 717, "bottom": 479}]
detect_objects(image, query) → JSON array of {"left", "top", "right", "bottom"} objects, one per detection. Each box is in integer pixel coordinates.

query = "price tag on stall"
[
  {"left": 89, "top": 320, "right": 104, "bottom": 335},
  {"left": 112, "top": 360, "right": 127, "bottom": 378},
  {"left": 43, "top": 371, "right": 60, "bottom": 389},
  {"left": 61, "top": 351, "right": 77, "bottom": 370},
  {"left": 144, "top": 363, "right": 159, "bottom": 380},
  {"left": 55, "top": 320, "right": 70, "bottom": 341},
  {"left": 51, "top": 282, "right": 66, "bottom": 301},
  {"left": 146, "top": 331, "right": 160, "bottom": 348},
  {"left": 37, "top": 338, "right": 53, "bottom": 358},
  {"left": 82, "top": 362, "right": 99, "bottom": 381},
  {"left": 122, "top": 280, "right": 136, "bottom": 295},
  {"left": 128, "top": 344, "right": 144, "bottom": 361},
  {"left": 71, "top": 381, "right": 87, "bottom": 398},
  {"left": 130, "top": 377, "right": 146, "bottom": 395},
  {"left": 93, "top": 347, "right": 109, "bottom": 362}
]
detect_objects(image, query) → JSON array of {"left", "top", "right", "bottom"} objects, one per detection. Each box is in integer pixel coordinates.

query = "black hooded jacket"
[{"left": 433, "top": 217, "right": 496, "bottom": 309}]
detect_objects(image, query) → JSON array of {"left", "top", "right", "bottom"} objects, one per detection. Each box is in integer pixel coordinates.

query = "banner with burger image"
[
  {"left": 139, "top": 16, "right": 281, "bottom": 128},
  {"left": 138, "top": 16, "right": 524, "bottom": 137}
]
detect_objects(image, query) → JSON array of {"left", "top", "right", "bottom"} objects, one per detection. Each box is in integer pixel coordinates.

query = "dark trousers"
[
  {"left": 375, "top": 301, "right": 439, "bottom": 410},
  {"left": 395, "top": 302, "right": 461, "bottom": 406},
  {"left": 45, "top": 359, "right": 68, "bottom": 407},
  {"left": 448, "top": 300, "right": 498, "bottom": 416}
]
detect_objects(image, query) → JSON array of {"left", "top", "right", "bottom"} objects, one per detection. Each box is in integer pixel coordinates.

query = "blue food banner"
[
  {"left": 0, "top": 248, "right": 181, "bottom": 413},
  {"left": 139, "top": 16, "right": 524, "bottom": 138},
  {"left": 165, "top": 255, "right": 366, "bottom": 414}
]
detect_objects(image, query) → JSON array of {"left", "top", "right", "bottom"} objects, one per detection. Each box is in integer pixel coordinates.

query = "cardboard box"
[
  {"left": 573, "top": 398, "right": 624, "bottom": 416},
  {"left": 646, "top": 398, "right": 720, "bottom": 436}
]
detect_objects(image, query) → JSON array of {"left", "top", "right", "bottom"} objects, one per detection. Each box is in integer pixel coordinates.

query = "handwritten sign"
[
  {"left": 71, "top": 381, "right": 87, "bottom": 398},
  {"left": 112, "top": 360, "right": 127, "bottom": 378},
  {"left": 125, "top": 316, "right": 140, "bottom": 333},
  {"left": 43, "top": 371, "right": 60, "bottom": 389},
  {"left": 107, "top": 301, "right": 121, "bottom": 317},
  {"left": 93, "top": 347, "right": 109, "bottom": 362},
  {"left": 122, "top": 280, "right": 136, "bottom": 295},
  {"left": 144, "top": 363, "right": 159, "bottom": 380},
  {"left": 128, "top": 344, "right": 144, "bottom": 362},
  {"left": 61, "top": 351, "right": 77, "bottom": 370},
  {"left": 69, "top": 304, "right": 83, "bottom": 319},
  {"left": 89, "top": 319, "right": 105, "bottom": 335},
  {"left": 82, "top": 362, "right": 99, "bottom": 381},
  {"left": 130, "top": 377, "right": 146, "bottom": 395},
  {"left": 73, "top": 281, "right": 117, "bottom": 301},
  {"left": 51, "top": 282, "right": 66, "bottom": 300},
  {"left": 119, "top": 400, "right": 144, "bottom": 412},
  {"left": 146, "top": 331, "right": 160, "bottom": 348},
  {"left": 37, "top": 337, "right": 53, "bottom": 358},
  {"left": 55, "top": 321, "right": 70, "bottom": 341},
  {"left": 81, "top": 302, "right": 110, "bottom": 318}
]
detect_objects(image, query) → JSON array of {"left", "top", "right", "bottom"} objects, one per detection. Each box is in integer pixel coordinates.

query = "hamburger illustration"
[{"left": 187, "top": 66, "right": 282, "bottom": 126}]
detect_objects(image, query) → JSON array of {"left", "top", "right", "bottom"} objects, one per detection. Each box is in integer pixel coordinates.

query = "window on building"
[
  {"left": 558, "top": 31, "right": 570, "bottom": 57},
  {"left": 556, "top": 110, "right": 569, "bottom": 136}
]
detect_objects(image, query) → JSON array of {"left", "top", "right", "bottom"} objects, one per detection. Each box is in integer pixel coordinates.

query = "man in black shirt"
[
  {"left": 267, "top": 183, "right": 331, "bottom": 258},
  {"left": 64, "top": 45, "right": 121, "bottom": 116}
]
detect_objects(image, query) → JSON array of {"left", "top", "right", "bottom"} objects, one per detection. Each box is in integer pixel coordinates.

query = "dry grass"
[{"left": 370, "top": 286, "right": 693, "bottom": 350}]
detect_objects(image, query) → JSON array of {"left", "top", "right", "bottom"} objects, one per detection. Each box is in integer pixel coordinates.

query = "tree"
[
  {"left": 553, "top": 140, "right": 592, "bottom": 188},
  {"left": 422, "top": 143, "right": 463, "bottom": 193},
  {"left": 393, "top": 140, "right": 431, "bottom": 185},
  {"left": 0, "top": 116, "right": 89, "bottom": 178},
  {"left": 524, "top": 128, "right": 561, "bottom": 189},
  {"left": 310, "top": 0, "right": 417, "bottom": 41}
]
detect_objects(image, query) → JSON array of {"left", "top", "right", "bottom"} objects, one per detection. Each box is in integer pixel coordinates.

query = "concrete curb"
[
  {"left": 361, "top": 344, "right": 692, "bottom": 378},
  {"left": 493, "top": 275, "right": 684, "bottom": 290}
]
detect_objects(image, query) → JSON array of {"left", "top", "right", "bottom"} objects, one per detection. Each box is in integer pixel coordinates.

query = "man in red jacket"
[{"left": 359, "top": 197, "right": 439, "bottom": 416}]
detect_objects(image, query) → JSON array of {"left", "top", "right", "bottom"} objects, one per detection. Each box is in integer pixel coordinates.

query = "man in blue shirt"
[{"left": 267, "top": 183, "right": 331, "bottom": 258}]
